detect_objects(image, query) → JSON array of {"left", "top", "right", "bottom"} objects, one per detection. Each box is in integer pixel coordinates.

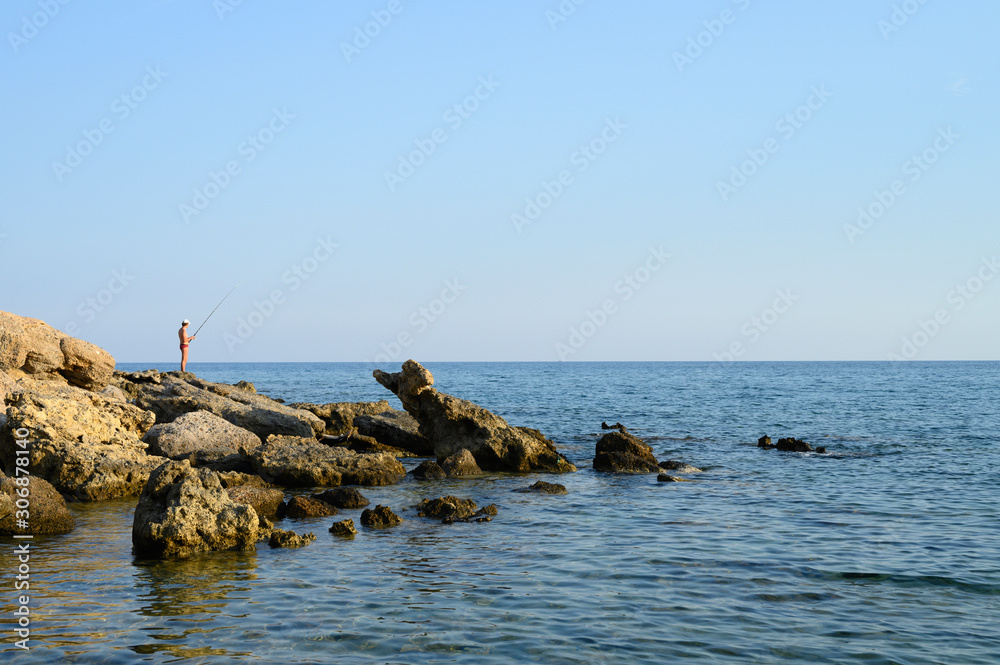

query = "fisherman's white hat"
[{"left": 182, "top": 319, "right": 190, "bottom": 325}]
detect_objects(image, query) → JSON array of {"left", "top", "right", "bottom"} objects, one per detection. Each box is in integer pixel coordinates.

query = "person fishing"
[{"left": 178, "top": 319, "right": 196, "bottom": 372}]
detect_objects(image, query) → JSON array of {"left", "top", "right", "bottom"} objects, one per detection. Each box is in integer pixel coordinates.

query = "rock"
[
  {"left": 226, "top": 485, "right": 284, "bottom": 517},
  {"left": 144, "top": 411, "right": 263, "bottom": 465},
  {"left": 416, "top": 496, "right": 479, "bottom": 520},
  {"left": 411, "top": 460, "right": 447, "bottom": 480},
  {"left": 657, "top": 474, "right": 692, "bottom": 483},
  {"left": 1, "top": 386, "right": 165, "bottom": 501},
  {"left": 283, "top": 496, "right": 340, "bottom": 518},
  {"left": 313, "top": 487, "right": 370, "bottom": 509},
  {"left": 601, "top": 421, "right": 628, "bottom": 432},
  {"left": 514, "top": 481, "right": 568, "bottom": 495},
  {"left": 324, "top": 430, "right": 419, "bottom": 458},
  {"left": 593, "top": 431, "right": 660, "bottom": 473},
  {"left": 0, "top": 475, "right": 75, "bottom": 535},
  {"left": 816, "top": 446, "right": 827, "bottom": 454},
  {"left": 374, "top": 360, "right": 575, "bottom": 473},
  {"left": 116, "top": 371, "right": 324, "bottom": 440},
  {"left": 0, "top": 311, "right": 115, "bottom": 391},
  {"left": 658, "top": 460, "right": 702, "bottom": 474},
  {"left": 251, "top": 435, "right": 405, "bottom": 487},
  {"left": 132, "top": 460, "right": 260, "bottom": 558},
  {"left": 233, "top": 381, "right": 256, "bottom": 393},
  {"left": 268, "top": 529, "right": 316, "bottom": 548},
  {"left": 354, "top": 409, "right": 432, "bottom": 456},
  {"left": 216, "top": 471, "right": 271, "bottom": 489},
  {"left": 776, "top": 437, "right": 813, "bottom": 452},
  {"left": 441, "top": 449, "right": 482, "bottom": 477},
  {"left": 757, "top": 435, "right": 773, "bottom": 449},
  {"left": 328, "top": 519, "right": 358, "bottom": 537},
  {"left": 290, "top": 400, "right": 392, "bottom": 436},
  {"left": 360, "top": 504, "right": 402, "bottom": 527}
]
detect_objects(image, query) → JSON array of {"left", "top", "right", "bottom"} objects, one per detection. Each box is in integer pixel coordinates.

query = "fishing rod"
[{"left": 192, "top": 283, "right": 241, "bottom": 337}]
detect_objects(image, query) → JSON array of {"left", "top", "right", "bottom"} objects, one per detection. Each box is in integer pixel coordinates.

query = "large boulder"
[
  {"left": 132, "top": 460, "right": 261, "bottom": 558},
  {"left": 373, "top": 360, "right": 576, "bottom": 474},
  {"left": 290, "top": 400, "right": 392, "bottom": 436},
  {"left": 593, "top": 431, "right": 660, "bottom": 473},
  {"left": 0, "top": 474, "right": 75, "bottom": 535},
  {"left": 1, "top": 385, "right": 165, "bottom": 500},
  {"left": 251, "top": 435, "right": 405, "bottom": 487},
  {"left": 441, "top": 449, "right": 482, "bottom": 477},
  {"left": 144, "top": 411, "right": 262, "bottom": 464},
  {"left": 0, "top": 311, "right": 114, "bottom": 391},
  {"left": 353, "top": 409, "right": 432, "bottom": 456},
  {"left": 116, "top": 371, "right": 324, "bottom": 440}
]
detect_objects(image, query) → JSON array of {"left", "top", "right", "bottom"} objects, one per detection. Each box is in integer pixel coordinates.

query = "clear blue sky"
[{"left": 2, "top": 0, "right": 997, "bottom": 363}]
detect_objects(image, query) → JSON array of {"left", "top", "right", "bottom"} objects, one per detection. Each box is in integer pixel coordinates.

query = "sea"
[{"left": 3, "top": 361, "right": 999, "bottom": 664}]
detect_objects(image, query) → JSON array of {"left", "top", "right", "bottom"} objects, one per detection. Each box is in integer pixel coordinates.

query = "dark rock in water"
[
  {"left": 268, "top": 529, "right": 315, "bottom": 548},
  {"left": 601, "top": 421, "right": 628, "bottom": 432},
  {"left": 0, "top": 475, "right": 75, "bottom": 535},
  {"left": 360, "top": 504, "right": 402, "bottom": 527},
  {"left": 354, "top": 408, "right": 433, "bottom": 456},
  {"left": 283, "top": 496, "right": 339, "bottom": 518},
  {"left": 411, "top": 460, "right": 447, "bottom": 480},
  {"left": 143, "top": 410, "right": 262, "bottom": 465},
  {"left": 776, "top": 437, "right": 813, "bottom": 452},
  {"left": 416, "top": 496, "right": 479, "bottom": 520},
  {"left": 657, "top": 474, "right": 692, "bottom": 483},
  {"left": 329, "top": 519, "right": 358, "bottom": 537},
  {"left": 373, "top": 360, "right": 576, "bottom": 473},
  {"left": 816, "top": 446, "right": 827, "bottom": 454},
  {"left": 226, "top": 485, "right": 284, "bottom": 517},
  {"left": 251, "top": 435, "right": 405, "bottom": 487},
  {"left": 757, "top": 435, "right": 773, "bottom": 449},
  {"left": 658, "top": 460, "right": 702, "bottom": 474},
  {"left": 441, "top": 449, "right": 482, "bottom": 477},
  {"left": 290, "top": 400, "right": 392, "bottom": 436},
  {"left": 313, "top": 487, "right": 370, "bottom": 509},
  {"left": 132, "top": 460, "right": 261, "bottom": 558},
  {"left": 514, "top": 481, "right": 568, "bottom": 495},
  {"left": 593, "top": 431, "right": 660, "bottom": 473}
]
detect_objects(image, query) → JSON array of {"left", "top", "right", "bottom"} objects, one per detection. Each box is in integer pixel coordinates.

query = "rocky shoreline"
[{"left": 0, "top": 310, "right": 818, "bottom": 557}]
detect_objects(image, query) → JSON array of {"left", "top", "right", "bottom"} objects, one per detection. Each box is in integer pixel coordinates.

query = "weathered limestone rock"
[
  {"left": 0, "top": 475, "right": 75, "bottom": 535},
  {"left": 116, "top": 371, "right": 324, "bottom": 440},
  {"left": 283, "top": 496, "right": 339, "bottom": 518},
  {"left": 593, "top": 431, "right": 660, "bottom": 474},
  {"left": 312, "top": 487, "right": 370, "bottom": 509},
  {"left": 144, "top": 411, "right": 262, "bottom": 463},
  {"left": 415, "top": 496, "right": 478, "bottom": 520},
  {"left": 226, "top": 485, "right": 285, "bottom": 517},
  {"left": 411, "top": 460, "right": 447, "bottom": 480},
  {"left": 776, "top": 437, "right": 813, "bottom": 452},
  {"left": 290, "top": 400, "right": 392, "bottom": 436},
  {"left": 1, "top": 387, "right": 164, "bottom": 500},
  {"left": 251, "top": 435, "right": 405, "bottom": 487},
  {"left": 374, "top": 360, "right": 576, "bottom": 473},
  {"left": 328, "top": 518, "right": 358, "bottom": 537},
  {"left": 360, "top": 504, "right": 402, "bottom": 527},
  {"left": 0, "top": 311, "right": 114, "bottom": 390},
  {"left": 514, "top": 481, "right": 568, "bottom": 495},
  {"left": 441, "top": 449, "right": 482, "bottom": 477},
  {"left": 132, "top": 460, "right": 260, "bottom": 558},
  {"left": 354, "top": 408, "right": 432, "bottom": 456},
  {"left": 269, "top": 529, "right": 316, "bottom": 548}
]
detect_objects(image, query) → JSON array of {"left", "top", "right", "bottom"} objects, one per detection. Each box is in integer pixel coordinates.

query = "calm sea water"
[{"left": 3, "top": 362, "right": 999, "bottom": 664}]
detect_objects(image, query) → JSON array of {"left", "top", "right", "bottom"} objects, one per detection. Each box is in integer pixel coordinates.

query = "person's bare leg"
[{"left": 181, "top": 347, "right": 189, "bottom": 372}]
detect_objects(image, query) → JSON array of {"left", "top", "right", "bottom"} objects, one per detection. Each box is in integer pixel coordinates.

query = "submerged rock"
[
  {"left": 251, "top": 435, "right": 405, "bottom": 487},
  {"left": 657, "top": 474, "right": 692, "bottom": 483},
  {"left": 269, "top": 529, "right": 316, "bottom": 548},
  {"left": 416, "top": 496, "right": 479, "bottom": 520},
  {"left": 658, "top": 460, "right": 702, "bottom": 474},
  {"left": 0, "top": 475, "right": 75, "bottom": 535},
  {"left": 776, "top": 437, "right": 813, "bottom": 453},
  {"left": 328, "top": 519, "right": 358, "bottom": 537},
  {"left": 411, "top": 460, "right": 447, "bottom": 480},
  {"left": 132, "top": 460, "right": 260, "bottom": 558},
  {"left": 441, "top": 449, "right": 482, "bottom": 477},
  {"left": 360, "top": 504, "right": 402, "bottom": 527},
  {"left": 757, "top": 435, "right": 772, "bottom": 449},
  {"left": 593, "top": 431, "right": 659, "bottom": 474},
  {"left": 514, "top": 481, "right": 568, "bottom": 495},
  {"left": 373, "top": 360, "right": 576, "bottom": 474}
]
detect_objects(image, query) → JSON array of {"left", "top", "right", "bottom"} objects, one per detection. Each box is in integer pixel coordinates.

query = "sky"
[{"left": 1, "top": 0, "right": 998, "bottom": 363}]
